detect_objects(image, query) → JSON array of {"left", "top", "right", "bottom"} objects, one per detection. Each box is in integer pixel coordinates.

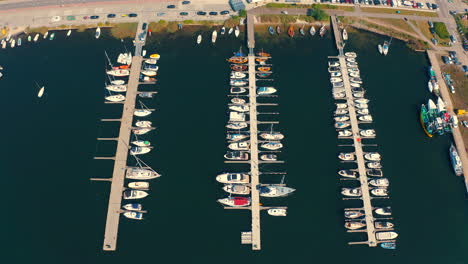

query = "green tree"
[
  {"left": 309, "top": 8, "right": 329, "bottom": 21},
  {"left": 239, "top": 9, "right": 247, "bottom": 17}
]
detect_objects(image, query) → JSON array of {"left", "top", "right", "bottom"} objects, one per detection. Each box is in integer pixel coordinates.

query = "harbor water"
[{"left": 1, "top": 28, "right": 468, "bottom": 264}]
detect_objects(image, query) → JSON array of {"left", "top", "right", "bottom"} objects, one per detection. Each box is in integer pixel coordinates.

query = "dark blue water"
[{"left": 0, "top": 27, "right": 467, "bottom": 264}]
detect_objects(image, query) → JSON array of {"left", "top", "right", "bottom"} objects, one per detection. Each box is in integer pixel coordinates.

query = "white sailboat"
[
  {"left": 43, "top": 31, "right": 49, "bottom": 39},
  {"left": 67, "top": 29, "right": 72, "bottom": 37},
  {"left": 105, "top": 94, "right": 125, "bottom": 102},
  {"left": 197, "top": 34, "right": 202, "bottom": 44},
  {"left": 342, "top": 28, "right": 348, "bottom": 40},
  {"left": 228, "top": 27, "right": 233, "bottom": 35},
  {"left": 234, "top": 26, "right": 240, "bottom": 38},
  {"left": 33, "top": 33, "right": 39, "bottom": 42},
  {"left": 212, "top": 30, "right": 217, "bottom": 43},
  {"left": 36, "top": 82, "right": 45, "bottom": 98},
  {"left": 95, "top": 27, "right": 101, "bottom": 39},
  {"left": 378, "top": 44, "right": 383, "bottom": 54}
]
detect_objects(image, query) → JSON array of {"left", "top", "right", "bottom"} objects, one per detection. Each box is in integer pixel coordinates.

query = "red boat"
[
  {"left": 288, "top": 25, "right": 294, "bottom": 38},
  {"left": 119, "top": 65, "right": 130, "bottom": 69},
  {"left": 217, "top": 197, "right": 251, "bottom": 207},
  {"left": 231, "top": 65, "right": 247, "bottom": 71}
]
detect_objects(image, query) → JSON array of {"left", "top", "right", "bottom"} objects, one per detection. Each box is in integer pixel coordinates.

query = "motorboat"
[
  {"left": 230, "top": 112, "right": 246, "bottom": 122},
  {"left": 332, "top": 82, "right": 344, "bottom": 88},
  {"left": 345, "top": 221, "right": 366, "bottom": 230},
  {"left": 257, "top": 72, "right": 271, "bottom": 78},
  {"left": 261, "top": 142, "right": 283, "bottom": 150},
  {"left": 123, "top": 211, "right": 143, "bottom": 220},
  {"left": 335, "top": 122, "right": 350, "bottom": 129},
  {"left": 360, "top": 129, "right": 376, "bottom": 137},
  {"left": 309, "top": 25, "right": 316, "bottom": 36},
  {"left": 299, "top": 26, "right": 305, "bottom": 36},
  {"left": 336, "top": 103, "right": 347, "bottom": 109},
  {"left": 342, "top": 28, "right": 348, "bottom": 40},
  {"left": 349, "top": 72, "right": 360, "bottom": 78},
  {"left": 260, "top": 154, "right": 277, "bottom": 161},
  {"left": 106, "top": 85, "right": 127, "bottom": 92},
  {"left": 354, "top": 98, "right": 369, "bottom": 104},
  {"left": 268, "top": 26, "right": 275, "bottom": 35},
  {"left": 216, "top": 173, "right": 249, "bottom": 184},
  {"left": 224, "top": 151, "right": 249, "bottom": 160},
  {"left": 371, "top": 188, "right": 388, "bottom": 196},
  {"left": 341, "top": 188, "right": 361, "bottom": 197},
  {"left": 107, "top": 69, "right": 130, "bottom": 76},
  {"left": 276, "top": 25, "right": 281, "bottom": 34},
  {"left": 231, "top": 72, "right": 246, "bottom": 79},
  {"left": 231, "top": 87, "right": 246, "bottom": 94},
  {"left": 257, "top": 67, "right": 271, "bottom": 72},
  {"left": 260, "top": 132, "right": 284, "bottom": 140},
  {"left": 257, "top": 87, "right": 276, "bottom": 95},
  {"left": 44, "top": 31, "right": 49, "bottom": 39},
  {"left": 357, "top": 109, "right": 369, "bottom": 115},
  {"left": 330, "top": 72, "right": 342, "bottom": 77},
  {"left": 123, "top": 190, "right": 148, "bottom": 199},
  {"left": 450, "top": 143, "right": 463, "bottom": 176},
  {"left": 132, "top": 140, "right": 151, "bottom": 147},
  {"left": 10, "top": 39, "right": 15, "bottom": 48},
  {"left": 338, "top": 152, "right": 355, "bottom": 161},
  {"left": 328, "top": 67, "right": 340, "bottom": 73},
  {"left": 126, "top": 168, "right": 160, "bottom": 179},
  {"left": 347, "top": 62, "right": 358, "bottom": 67},
  {"left": 268, "top": 208, "right": 287, "bottom": 216},
  {"left": 123, "top": 203, "right": 142, "bottom": 211},
  {"left": 350, "top": 82, "right": 361, "bottom": 88},
  {"left": 95, "top": 27, "right": 101, "bottom": 39},
  {"left": 381, "top": 242, "right": 396, "bottom": 250},
  {"left": 229, "top": 105, "right": 249, "bottom": 112},
  {"left": 228, "top": 27, "right": 233, "bottom": 35},
  {"left": 335, "top": 109, "right": 348, "bottom": 115},
  {"left": 230, "top": 80, "right": 248, "bottom": 87},
  {"left": 328, "top": 61, "right": 340, "bottom": 67},
  {"left": 234, "top": 26, "right": 240, "bottom": 37},
  {"left": 345, "top": 52, "right": 357, "bottom": 58},
  {"left": 364, "top": 152, "right": 381, "bottom": 161},
  {"left": 223, "top": 184, "right": 250, "bottom": 195},
  {"left": 375, "top": 221, "right": 394, "bottom": 229},
  {"left": 350, "top": 77, "right": 362, "bottom": 84},
  {"left": 228, "top": 57, "right": 248, "bottom": 64},
  {"left": 338, "top": 130, "right": 352, "bottom": 137},
  {"left": 260, "top": 185, "right": 295, "bottom": 197},
  {"left": 382, "top": 40, "right": 389, "bottom": 56},
  {"left": 334, "top": 116, "right": 349, "bottom": 122},
  {"left": 333, "top": 92, "right": 345, "bottom": 99},
  {"left": 344, "top": 210, "right": 363, "bottom": 219},
  {"left": 128, "top": 182, "right": 149, "bottom": 189},
  {"left": 231, "top": 98, "right": 246, "bottom": 104},
  {"left": 111, "top": 80, "right": 125, "bottom": 85},
  {"left": 33, "top": 33, "right": 39, "bottom": 42},
  {"left": 105, "top": 94, "right": 125, "bottom": 102},
  {"left": 227, "top": 133, "right": 249, "bottom": 142},
  {"left": 231, "top": 65, "right": 247, "bottom": 71},
  {"left": 149, "top": 54, "right": 161, "bottom": 59},
  {"left": 348, "top": 67, "right": 359, "bottom": 73},
  {"left": 134, "top": 109, "right": 152, "bottom": 117},
  {"left": 378, "top": 44, "right": 383, "bottom": 54},
  {"left": 338, "top": 170, "right": 357, "bottom": 178},
  {"left": 367, "top": 169, "right": 383, "bottom": 177},
  {"left": 288, "top": 25, "right": 294, "bottom": 38},
  {"left": 226, "top": 122, "right": 248, "bottom": 130},
  {"left": 319, "top": 25, "right": 326, "bottom": 37},
  {"left": 37, "top": 86, "right": 45, "bottom": 98},
  {"left": 130, "top": 146, "right": 151, "bottom": 155},
  {"left": 228, "top": 141, "right": 250, "bottom": 151},
  {"left": 369, "top": 179, "right": 389, "bottom": 188},
  {"left": 141, "top": 70, "right": 157, "bottom": 77},
  {"left": 135, "top": 120, "right": 152, "bottom": 128},
  {"left": 145, "top": 58, "right": 158, "bottom": 64},
  {"left": 346, "top": 58, "right": 356, "bottom": 63},
  {"left": 375, "top": 207, "right": 392, "bottom": 216},
  {"left": 376, "top": 231, "right": 398, "bottom": 240},
  {"left": 367, "top": 162, "right": 382, "bottom": 169},
  {"left": 330, "top": 77, "right": 343, "bottom": 83},
  {"left": 353, "top": 92, "right": 365, "bottom": 98},
  {"left": 196, "top": 34, "right": 202, "bottom": 44},
  {"left": 144, "top": 64, "right": 158, "bottom": 71},
  {"left": 218, "top": 197, "right": 251, "bottom": 207},
  {"left": 355, "top": 103, "right": 368, "bottom": 109}
]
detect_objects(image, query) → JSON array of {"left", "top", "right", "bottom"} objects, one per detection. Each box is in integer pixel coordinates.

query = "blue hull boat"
[
  {"left": 380, "top": 242, "right": 396, "bottom": 250},
  {"left": 268, "top": 26, "right": 274, "bottom": 35}
]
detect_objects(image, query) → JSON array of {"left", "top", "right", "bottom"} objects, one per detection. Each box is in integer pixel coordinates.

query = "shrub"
[
  {"left": 239, "top": 9, "right": 247, "bottom": 17},
  {"left": 309, "top": 8, "right": 329, "bottom": 21}
]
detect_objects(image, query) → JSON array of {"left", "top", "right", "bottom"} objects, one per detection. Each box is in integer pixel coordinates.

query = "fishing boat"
[
  {"left": 126, "top": 168, "right": 160, "bottom": 179},
  {"left": 276, "top": 25, "right": 281, "bottom": 34},
  {"left": 367, "top": 169, "right": 383, "bottom": 177},
  {"left": 369, "top": 178, "right": 389, "bottom": 187},
  {"left": 342, "top": 28, "right": 348, "bottom": 40},
  {"left": 299, "top": 25, "right": 305, "bottom": 36},
  {"left": 381, "top": 242, "right": 396, "bottom": 250},
  {"left": 227, "top": 133, "right": 249, "bottom": 141},
  {"left": 228, "top": 141, "right": 250, "bottom": 150},
  {"left": 223, "top": 184, "right": 250, "bottom": 195},
  {"left": 345, "top": 210, "right": 364, "bottom": 219},
  {"left": 221, "top": 27, "right": 226, "bottom": 35},
  {"left": 261, "top": 154, "right": 277, "bottom": 161},
  {"left": 105, "top": 94, "right": 125, "bottom": 102},
  {"left": 123, "top": 190, "right": 148, "bottom": 199},
  {"left": 106, "top": 85, "right": 127, "bottom": 92},
  {"left": 375, "top": 221, "right": 394, "bottom": 229},
  {"left": 420, "top": 103, "right": 434, "bottom": 137},
  {"left": 231, "top": 98, "right": 246, "bottom": 104},
  {"left": 260, "top": 132, "right": 284, "bottom": 140},
  {"left": 132, "top": 140, "right": 151, "bottom": 147},
  {"left": 345, "top": 52, "right": 357, "bottom": 58},
  {"left": 44, "top": 31, "right": 49, "bottom": 39},
  {"left": 136, "top": 120, "right": 152, "bottom": 128},
  {"left": 130, "top": 146, "right": 151, "bottom": 155},
  {"left": 149, "top": 54, "right": 161, "bottom": 59},
  {"left": 364, "top": 152, "right": 381, "bottom": 161},
  {"left": 218, "top": 197, "right": 250, "bottom": 207},
  {"left": 382, "top": 40, "right": 389, "bottom": 55},
  {"left": 261, "top": 142, "right": 283, "bottom": 150},
  {"left": 341, "top": 188, "right": 361, "bottom": 197},
  {"left": 107, "top": 69, "right": 130, "bottom": 77},
  {"left": 216, "top": 173, "right": 249, "bottom": 184},
  {"left": 450, "top": 143, "right": 463, "bottom": 176},
  {"left": 360, "top": 129, "right": 376, "bottom": 137},
  {"left": 345, "top": 221, "right": 366, "bottom": 230},
  {"left": 128, "top": 182, "right": 149, "bottom": 189},
  {"left": 231, "top": 72, "right": 246, "bottom": 79},
  {"left": 212, "top": 30, "right": 217, "bottom": 43},
  {"left": 123, "top": 203, "right": 142, "bottom": 211},
  {"left": 141, "top": 70, "right": 157, "bottom": 77},
  {"left": 288, "top": 25, "right": 294, "bottom": 38},
  {"left": 319, "top": 25, "right": 326, "bottom": 37},
  {"left": 228, "top": 27, "right": 233, "bottom": 35},
  {"left": 226, "top": 122, "right": 248, "bottom": 130},
  {"left": 259, "top": 185, "right": 296, "bottom": 197},
  {"left": 376, "top": 231, "right": 398, "bottom": 240},
  {"left": 309, "top": 26, "right": 316, "bottom": 36},
  {"left": 268, "top": 208, "right": 287, "bottom": 216},
  {"left": 231, "top": 87, "right": 246, "bottom": 94},
  {"left": 123, "top": 211, "right": 143, "bottom": 220},
  {"left": 367, "top": 162, "right": 382, "bottom": 169},
  {"left": 95, "top": 27, "right": 101, "bottom": 39},
  {"left": 374, "top": 207, "right": 392, "bottom": 216},
  {"left": 257, "top": 87, "right": 276, "bottom": 95},
  {"left": 234, "top": 26, "right": 240, "bottom": 37},
  {"left": 268, "top": 26, "right": 274, "bottom": 35},
  {"left": 338, "top": 130, "right": 352, "bottom": 138},
  {"left": 338, "top": 152, "right": 355, "bottom": 161},
  {"left": 378, "top": 44, "right": 383, "bottom": 54},
  {"left": 338, "top": 170, "right": 357, "bottom": 178},
  {"left": 134, "top": 109, "right": 152, "bottom": 117}
]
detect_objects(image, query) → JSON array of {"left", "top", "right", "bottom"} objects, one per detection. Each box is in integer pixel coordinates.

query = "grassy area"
[
  {"left": 109, "top": 23, "right": 137, "bottom": 38},
  {"left": 454, "top": 13, "right": 468, "bottom": 40},
  {"left": 265, "top": 3, "right": 354, "bottom": 11},
  {"left": 442, "top": 64, "right": 468, "bottom": 110},
  {"left": 361, "top": 7, "right": 438, "bottom": 17},
  {"left": 413, "top": 20, "right": 433, "bottom": 41},
  {"left": 367, "top": 17, "right": 415, "bottom": 34},
  {"left": 258, "top": 14, "right": 329, "bottom": 23}
]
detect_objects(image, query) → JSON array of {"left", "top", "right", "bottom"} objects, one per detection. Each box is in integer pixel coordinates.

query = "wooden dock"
[
  {"left": 331, "top": 16, "right": 344, "bottom": 56},
  {"left": 101, "top": 21, "right": 147, "bottom": 251}
]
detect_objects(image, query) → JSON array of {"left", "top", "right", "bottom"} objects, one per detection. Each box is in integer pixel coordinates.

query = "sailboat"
[
  {"left": 33, "top": 33, "right": 39, "bottom": 42},
  {"left": 17, "top": 38, "right": 22, "bottom": 46},
  {"left": 197, "top": 34, "right": 202, "bottom": 44},
  {"left": 319, "top": 25, "right": 326, "bottom": 37},
  {"left": 67, "top": 29, "right": 72, "bottom": 37},
  {"left": 49, "top": 32, "right": 55, "bottom": 40},
  {"left": 221, "top": 26, "right": 226, "bottom": 35},
  {"left": 378, "top": 44, "right": 383, "bottom": 54},
  {"left": 27, "top": 35, "right": 32, "bottom": 42},
  {"left": 228, "top": 27, "right": 233, "bottom": 35},
  {"left": 309, "top": 26, "right": 316, "bottom": 36},
  {"left": 342, "top": 28, "right": 348, "bottom": 40},
  {"left": 43, "top": 31, "right": 49, "bottom": 39},
  {"left": 36, "top": 82, "right": 45, "bottom": 98},
  {"left": 95, "top": 27, "right": 101, "bottom": 39},
  {"left": 234, "top": 26, "right": 240, "bottom": 38},
  {"left": 299, "top": 25, "right": 305, "bottom": 36},
  {"left": 212, "top": 30, "right": 217, "bottom": 43},
  {"left": 383, "top": 38, "right": 391, "bottom": 56}
]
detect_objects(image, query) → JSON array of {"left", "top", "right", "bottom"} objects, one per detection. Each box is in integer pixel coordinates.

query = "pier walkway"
[
  {"left": 101, "top": 20, "right": 147, "bottom": 251},
  {"left": 331, "top": 16, "right": 344, "bottom": 56},
  {"left": 427, "top": 51, "right": 468, "bottom": 183}
]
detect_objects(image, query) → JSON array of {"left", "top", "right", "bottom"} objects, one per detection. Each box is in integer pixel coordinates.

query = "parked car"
[
  {"left": 431, "top": 3, "right": 438, "bottom": 9},
  {"left": 107, "top": 14, "right": 116, "bottom": 18},
  {"left": 449, "top": 35, "right": 457, "bottom": 43},
  {"left": 142, "top": 23, "right": 147, "bottom": 30},
  {"left": 182, "top": 1, "right": 191, "bottom": 4},
  {"left": 448, "top": 51, "right": 457, "bottom": 59},
  {"left": 462, "top": 65, "right": 468, "bottom": 73},
  {"left": 220, "top": 10, "right": 230, "bottom": 15},
  {"left": 442, "top": 56, "right": 451, "bottom": 64},
  {"left": 66, "top": 15, "right": 76, "bottom": 21},
  {"left": 209, "top": 11, "right": 218, "bottom": 15},
  {"left": 83, "top": 16, "right": 89, "bottom": 19},
  {"left": 462, "top": 120, "right": 468, "bottom": 128},
  {"left": 129, "top": 13, "right": 137, "bottom": 17},
  {"left": 167, "top": 4, "right": 176, "bottom": 8},
  {"left": 180, "top": 12, "right": 189, "bottom": 16},
  {"left": 90, "top": 15, "right": 99, "bottom": 19},
  {"left": 157, "top": 12, "right": 165, "bottom": 16}
]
